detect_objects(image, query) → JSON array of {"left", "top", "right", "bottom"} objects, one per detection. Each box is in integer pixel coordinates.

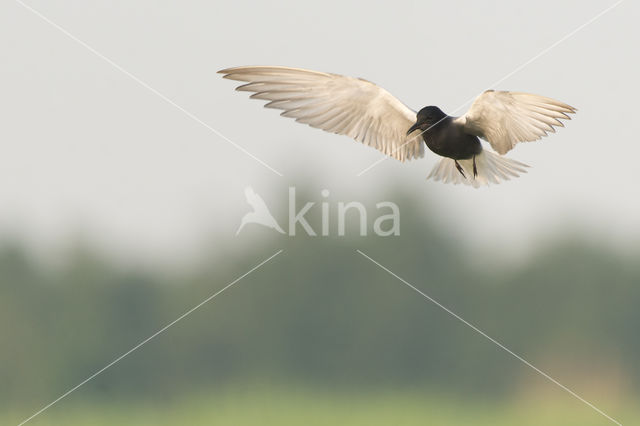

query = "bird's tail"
[{"left": 427, "top": 149, "right": 529, "bottom": 188}]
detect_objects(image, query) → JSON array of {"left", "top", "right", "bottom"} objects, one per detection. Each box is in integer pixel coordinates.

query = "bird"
[
  {"left": 236, "top": 186, "right": 285, "bottom": 235},
  {"left": 218, "top": 66, "right": 576, "bottom": 187}
]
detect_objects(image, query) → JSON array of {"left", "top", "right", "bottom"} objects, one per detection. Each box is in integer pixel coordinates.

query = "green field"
[{"left": 8, "top": 386, "right": 636, "bottom": 426}]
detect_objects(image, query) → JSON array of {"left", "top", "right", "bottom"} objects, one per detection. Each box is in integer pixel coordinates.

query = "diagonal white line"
[
  {"left": 14, "top": 0, "right": 284, "bottom": 177},
  {"left": 356, "top": 249, "right": 623, "bottom": 426},
  {"left": 483, "top": 0, "right": 625, "bottom": 92},
  {"left": 356, "top": 0, "right": 625, "bottom": 177},
  {"left": 17, "top": 249, "right": 284, "bottom": 426}
]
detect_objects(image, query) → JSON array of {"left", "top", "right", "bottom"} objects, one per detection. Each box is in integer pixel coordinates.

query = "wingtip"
[
  {"left": 562, "top": 102, "right": 578, "bottom": 115},
  {"left": 562, "top": 105, "right": 577, "bottom": 119},
  {"left": 217, "top": 67, "right": 240, "bottom": 76},
  {"left": 559, "top": 102, "right": 577, "bottom": 115}
]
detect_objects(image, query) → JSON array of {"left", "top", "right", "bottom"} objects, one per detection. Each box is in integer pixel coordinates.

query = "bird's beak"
[{"left": 406, "top": 122, "right": 421, "bottom": 135}]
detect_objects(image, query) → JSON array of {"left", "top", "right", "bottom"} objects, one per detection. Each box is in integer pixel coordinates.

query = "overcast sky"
[{"left": 0, "top": 0, "right": 638, "bottom": 266}]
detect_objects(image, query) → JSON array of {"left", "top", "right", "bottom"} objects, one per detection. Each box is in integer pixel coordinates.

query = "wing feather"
[
  {"left": 219, "top": 66, "right": 424, "bottom": 162},
  {"left": 457, "top": 90, "right": 576, "bottom": 154}
]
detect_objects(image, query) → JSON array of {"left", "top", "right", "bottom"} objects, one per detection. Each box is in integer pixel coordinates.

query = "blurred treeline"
[{"left": 1, "top": 191, "right": 639, "bottom": 410}]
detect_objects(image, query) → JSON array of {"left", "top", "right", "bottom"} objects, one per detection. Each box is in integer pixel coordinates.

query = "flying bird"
[
  {"left": 219, "top": 66, "right": 575, "bottom": 187},
  {"left": 236, "top": 186, "right": 285, "bottom": 235}
]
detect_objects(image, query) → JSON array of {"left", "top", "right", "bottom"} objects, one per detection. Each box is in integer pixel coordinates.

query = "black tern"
[{"left": 219, "top": 66, "right": 575, "bottom": 187}]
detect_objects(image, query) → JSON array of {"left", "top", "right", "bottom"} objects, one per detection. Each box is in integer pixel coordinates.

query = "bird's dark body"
[
  {"left": 408, "top": 106, "right": 482, "bottom": 160},
  {"left": 422, "top": 117, "right": 482, "bottom": 160}
]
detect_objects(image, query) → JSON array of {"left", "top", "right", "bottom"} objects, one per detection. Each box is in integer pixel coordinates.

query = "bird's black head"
[{"left": 407, "top": 106, "right": 448, "bottom": 135}]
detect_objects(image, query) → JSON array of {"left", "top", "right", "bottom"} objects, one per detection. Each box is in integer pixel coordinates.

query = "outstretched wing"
[
  {"left": 455, "top": 90, "right": 576, "bottom": 155},
  {"left": 218, "top": 66, "right": 424, "bottom": 162}
]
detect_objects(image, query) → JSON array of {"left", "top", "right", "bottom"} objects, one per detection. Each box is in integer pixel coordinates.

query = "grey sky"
[{"left": 0, "top": 0, "right": 637, "bottom": 266}]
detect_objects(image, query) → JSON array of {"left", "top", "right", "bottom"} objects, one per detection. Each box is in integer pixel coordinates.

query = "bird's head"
[{"left": 407, "top": 106, "right": 448, "bottom": 135}]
